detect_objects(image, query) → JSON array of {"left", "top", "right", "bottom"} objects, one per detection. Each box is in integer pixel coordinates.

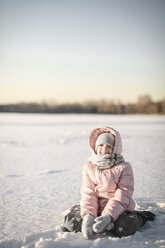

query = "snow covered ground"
[{"left": 0, "top": 113, "right": 165, "bottom": 248}]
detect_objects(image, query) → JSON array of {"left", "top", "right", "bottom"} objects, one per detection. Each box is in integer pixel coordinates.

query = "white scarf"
[{"left": 88, "top": 153, "right": 124, "bottom": 169}]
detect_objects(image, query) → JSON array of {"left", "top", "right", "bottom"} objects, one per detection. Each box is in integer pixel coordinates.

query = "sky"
[{"left": 0, "top": 0, "right": 165, "bottom": 104}]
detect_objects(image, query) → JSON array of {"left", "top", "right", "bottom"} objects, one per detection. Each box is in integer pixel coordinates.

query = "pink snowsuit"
[{"left": 80, "top": 127, "right": 135, "bottom": 221}]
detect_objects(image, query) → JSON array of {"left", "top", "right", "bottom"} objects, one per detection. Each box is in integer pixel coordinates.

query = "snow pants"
[{"left": 62, "top": 205, "right": 144, "bottom": 238}]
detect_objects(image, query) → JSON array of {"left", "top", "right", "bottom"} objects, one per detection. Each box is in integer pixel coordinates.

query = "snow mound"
[{"left": 1, "top": 202, "right": 165, "bottom": 248}]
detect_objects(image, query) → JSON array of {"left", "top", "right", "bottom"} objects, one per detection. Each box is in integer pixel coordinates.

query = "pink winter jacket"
[{"left": 80, "top": 127, "right": 135, "bottom": 221}]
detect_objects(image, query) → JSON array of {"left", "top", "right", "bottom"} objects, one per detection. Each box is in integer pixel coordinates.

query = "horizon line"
[{"left": 0, "top": 95, "right": 165, "bottom": 106}]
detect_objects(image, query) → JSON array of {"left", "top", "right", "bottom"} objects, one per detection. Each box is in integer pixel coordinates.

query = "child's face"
[{"left": 96, "top": 144, "right": 113, "bottom": 155}]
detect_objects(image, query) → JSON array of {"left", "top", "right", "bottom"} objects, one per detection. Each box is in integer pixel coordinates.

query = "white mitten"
[
  {"left": 93, "top": 213, "right": 114, "bottom": 233},
  {"left": 82, "top": 214, "right": 95, "bottom": 239}
]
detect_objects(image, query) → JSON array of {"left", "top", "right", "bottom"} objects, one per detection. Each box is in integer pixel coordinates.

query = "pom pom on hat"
[{"left": 95, "top": 133, "right": 115, "bottom": 152}]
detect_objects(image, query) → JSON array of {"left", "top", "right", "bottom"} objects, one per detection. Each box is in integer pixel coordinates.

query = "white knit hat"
[{"left": 95, "top": 133, "right": 115, "bottom": 152}]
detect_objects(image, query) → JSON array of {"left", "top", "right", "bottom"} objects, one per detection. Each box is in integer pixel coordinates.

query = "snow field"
[{"left": 0, "top": 113, "right": 165, "bottom": 248}]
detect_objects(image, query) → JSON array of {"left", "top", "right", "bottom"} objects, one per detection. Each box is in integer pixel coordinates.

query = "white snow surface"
[{"left": 0, "top": 113, "right": 165, "bottom": 248}]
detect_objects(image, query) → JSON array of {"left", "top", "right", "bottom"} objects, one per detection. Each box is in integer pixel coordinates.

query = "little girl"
[{"left": 62, "top": 127, "right": 155, "bottom": 239}]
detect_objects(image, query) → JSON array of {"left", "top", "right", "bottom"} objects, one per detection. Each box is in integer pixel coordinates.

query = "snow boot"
[
  {"left": 62, "top": 205, "right": 82, "bottom": 233},
  {"left": 135, "top": 211, "right": 156, "bottom": 225}
]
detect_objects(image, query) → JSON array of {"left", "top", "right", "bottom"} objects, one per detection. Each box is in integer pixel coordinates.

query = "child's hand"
[
  {"left": 82, "top": 214, "right": 95, "bottom": 239},
  {"left": 93, "top": 213, "right": 114, "bottom": 233}
]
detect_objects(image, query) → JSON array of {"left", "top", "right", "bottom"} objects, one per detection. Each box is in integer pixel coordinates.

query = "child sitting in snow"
[{"left": 63, "top": 127, "right": 155, "bottom": 239}]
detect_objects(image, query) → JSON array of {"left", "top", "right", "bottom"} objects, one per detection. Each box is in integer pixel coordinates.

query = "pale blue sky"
[{"left": 0, "top": 0, "right": 165, "bottom": 104}]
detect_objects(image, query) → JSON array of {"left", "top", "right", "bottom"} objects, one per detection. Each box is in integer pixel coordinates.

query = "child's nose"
[{"left": 102, "top": 144, "right": 108, "bottom": 152}]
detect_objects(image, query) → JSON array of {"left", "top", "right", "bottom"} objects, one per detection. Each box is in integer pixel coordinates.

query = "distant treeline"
[{"left": 0, "top": 95, "right": 165, "bottom": 114}]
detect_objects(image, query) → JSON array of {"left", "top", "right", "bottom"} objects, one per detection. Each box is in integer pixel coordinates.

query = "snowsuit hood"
[{"left": 89, "top": 127, "right": 122, "bottom": 154}]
